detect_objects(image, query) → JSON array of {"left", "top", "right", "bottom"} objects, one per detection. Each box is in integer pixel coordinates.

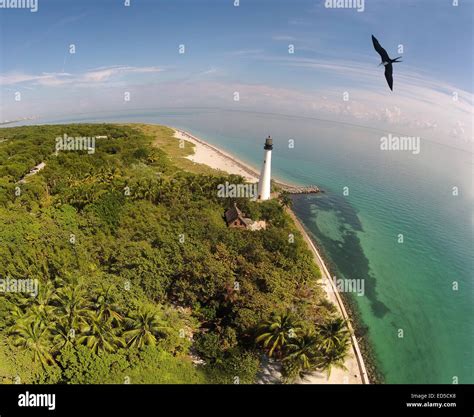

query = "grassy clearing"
[{"left": 130, "top": 123, "right": 227, "bottom": 176}]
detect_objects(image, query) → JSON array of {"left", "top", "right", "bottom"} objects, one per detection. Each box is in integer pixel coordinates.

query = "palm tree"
[
  {"left": 317, "top": 316, "right": 350, "bottom": 352},
  {"left": 5, "top": 300, "right": 26, "bottom": 332},
  {"left": 123, "top": 307, "right": 167, "bottom": 349},
  {"left": 77, "top": 312, "right": 125, "bottom": 354},
  {"left": 27, "top": 304, "right": 55, "bottom": 328},
  {"left": 89, "top": 285, "right": 123, "bottom": 325},
  {"left": 51, "top": 322, "right": 76, "bottom": 353},
  {"left": 256, "top": 312, "right": 301, "bottom": 358},
  {"left": 284, "top": 331, "right": 321, "bottom": 375},
  {"left": 52, "top": 284, "right": 89, "bottom": 330},
  {"left": 318, "top": 339, "right": 350, "bottom": 378},
  {"left": 10, "top": 319, "right": 54, "bottom": 368},
  {"left": 316, "top": 316, "right": 351, "bottom": 378},
  {"left": 25, "top": 283, "right": 55, "bottom": 328},
  {"left": 5, "top": 292, "right": 30, "bottom": 313}
]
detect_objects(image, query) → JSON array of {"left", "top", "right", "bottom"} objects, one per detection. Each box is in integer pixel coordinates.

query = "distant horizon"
[
  {"left": 1, "top": 0, "right": 472, "bottom": 151},
  {"left": 4, "top": 106, "right": 472, "bottom": 157}
]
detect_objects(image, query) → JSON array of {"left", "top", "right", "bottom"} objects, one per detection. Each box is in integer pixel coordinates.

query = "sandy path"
[{"left": 18, "top": 161, "right": 46, "bottom": 183}]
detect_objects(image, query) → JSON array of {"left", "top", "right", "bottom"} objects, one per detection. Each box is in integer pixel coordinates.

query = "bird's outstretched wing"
[
  {"left": 384, "top": 64, "right": 393, "bottom": 91},
  {"left": 372, "top": 35, "right": 390, "bottom": 62}
]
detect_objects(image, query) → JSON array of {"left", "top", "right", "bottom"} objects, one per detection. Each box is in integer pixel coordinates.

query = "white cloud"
[
  {"left": 251, "top": 56, "right": 473, "bottom": 148},
  {"left": 1, "top": 59, "right": 471, "bottom": 151},
  {"left": 0, "top": 66, "right": 163, "bottom": 87}
]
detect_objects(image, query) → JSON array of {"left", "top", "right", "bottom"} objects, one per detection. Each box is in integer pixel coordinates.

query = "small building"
[{"left": 225, "top": 203, "right": 266, "bottom": 231}]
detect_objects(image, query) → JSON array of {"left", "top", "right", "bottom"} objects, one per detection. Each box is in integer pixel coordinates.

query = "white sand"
[{"left": 174, "top": 129, "right": 259, "bottom": 183}]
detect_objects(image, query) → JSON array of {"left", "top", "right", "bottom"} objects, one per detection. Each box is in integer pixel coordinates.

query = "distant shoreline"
[{"left": 173, "top": 127, "right": 370, "bottom": 384}]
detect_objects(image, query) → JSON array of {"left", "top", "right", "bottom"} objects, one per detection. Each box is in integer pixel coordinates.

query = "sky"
[{"left": 0, "top": 0, "right": 472, "bottom": 149}]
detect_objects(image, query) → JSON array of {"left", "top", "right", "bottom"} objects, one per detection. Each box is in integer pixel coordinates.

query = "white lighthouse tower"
[{"left": 257, "top": 136, "right": 273, "bottom": 201}]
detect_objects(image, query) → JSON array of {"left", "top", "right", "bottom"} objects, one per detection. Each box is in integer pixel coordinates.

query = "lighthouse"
[{"left": 257, "top": 136, "right": 273, "bottom": 200}]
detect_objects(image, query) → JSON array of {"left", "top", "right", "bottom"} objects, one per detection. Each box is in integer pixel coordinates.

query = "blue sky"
[{"left": 0, "top": 0, "right": 472, "bottom": 148}]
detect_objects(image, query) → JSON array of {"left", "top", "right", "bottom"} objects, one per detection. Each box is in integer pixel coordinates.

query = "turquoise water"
[{"left": 22, "top": 108, "right": 473, "bottom": 384}]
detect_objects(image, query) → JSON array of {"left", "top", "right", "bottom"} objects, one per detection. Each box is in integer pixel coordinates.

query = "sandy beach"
[
  {"left": 174, "top": 129, "right": 259, "bottom": 183},
  {"left": 174, "top": 128, "right": 369, "bottom": 385}
]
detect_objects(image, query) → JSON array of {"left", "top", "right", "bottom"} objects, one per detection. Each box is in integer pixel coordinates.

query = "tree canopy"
[{"left": 0, "top": 123, "right": 342, "bottom": 384}]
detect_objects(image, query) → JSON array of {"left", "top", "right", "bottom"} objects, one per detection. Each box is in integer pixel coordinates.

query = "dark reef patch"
[
  {"left": 291, "top": 193, "right": 389, "bottom": 317},
  {"left": 291, "top": 192, "right": 389, "bottom": 382}
]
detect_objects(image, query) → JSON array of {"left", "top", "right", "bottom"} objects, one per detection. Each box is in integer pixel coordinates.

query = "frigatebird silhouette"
[{"left": 371, "top": 35, "right": 402, "bottom": 91}]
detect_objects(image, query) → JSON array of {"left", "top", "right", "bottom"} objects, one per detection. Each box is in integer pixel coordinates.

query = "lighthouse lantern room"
[{"left": 257, "top": 136, "right": 273, "bottom": 201}]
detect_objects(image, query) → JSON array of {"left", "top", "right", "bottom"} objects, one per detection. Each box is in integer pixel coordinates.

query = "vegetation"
[
  {"left": 255, "top": 312, "right": 301, "bottom": 358},
  {"left": 0, "top": 123, "right": 348, "bottom": 384},
  {"left": 256, "top": 312, "right": 350, "bottom": 381},
  {"left": 278, "top": 191, "right": 293, "bottom": 209}
]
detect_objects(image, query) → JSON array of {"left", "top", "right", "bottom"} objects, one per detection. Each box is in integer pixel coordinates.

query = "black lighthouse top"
[{"left": 264, "top": 136, "right": 273, "bottom": 150}]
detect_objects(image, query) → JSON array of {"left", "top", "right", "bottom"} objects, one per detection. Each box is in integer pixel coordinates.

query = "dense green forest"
[{"left": 0, "top": 124, "right": 349, "bottom": 383}]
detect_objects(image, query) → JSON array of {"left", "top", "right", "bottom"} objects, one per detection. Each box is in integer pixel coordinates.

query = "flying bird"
[{"left": 371, "top": 35, "right": 402, "bottom": 91}]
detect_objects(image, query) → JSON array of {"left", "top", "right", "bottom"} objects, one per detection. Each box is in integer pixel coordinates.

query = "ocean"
[{"left": 17, "top": 108, "right": 473, "bottom": 384}]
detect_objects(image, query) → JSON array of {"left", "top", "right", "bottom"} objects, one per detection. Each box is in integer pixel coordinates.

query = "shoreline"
[
  {"left": 338, "top": 286, "right": 384, "bottom": 384},
  {"left": 174, "top": 129, "right": 302, "bottom": 190},
  {"left": 286, "top": 208, "right": 371, "bottom": 384},
  {"left": 174, "top": 129, "right": 260, "bottom": 183},
  {"left": 289, "top": 203, "right": 383, "bottom": 383},
  {"left": 173, "top": 127, "right": 371, "bottom": 384}
]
